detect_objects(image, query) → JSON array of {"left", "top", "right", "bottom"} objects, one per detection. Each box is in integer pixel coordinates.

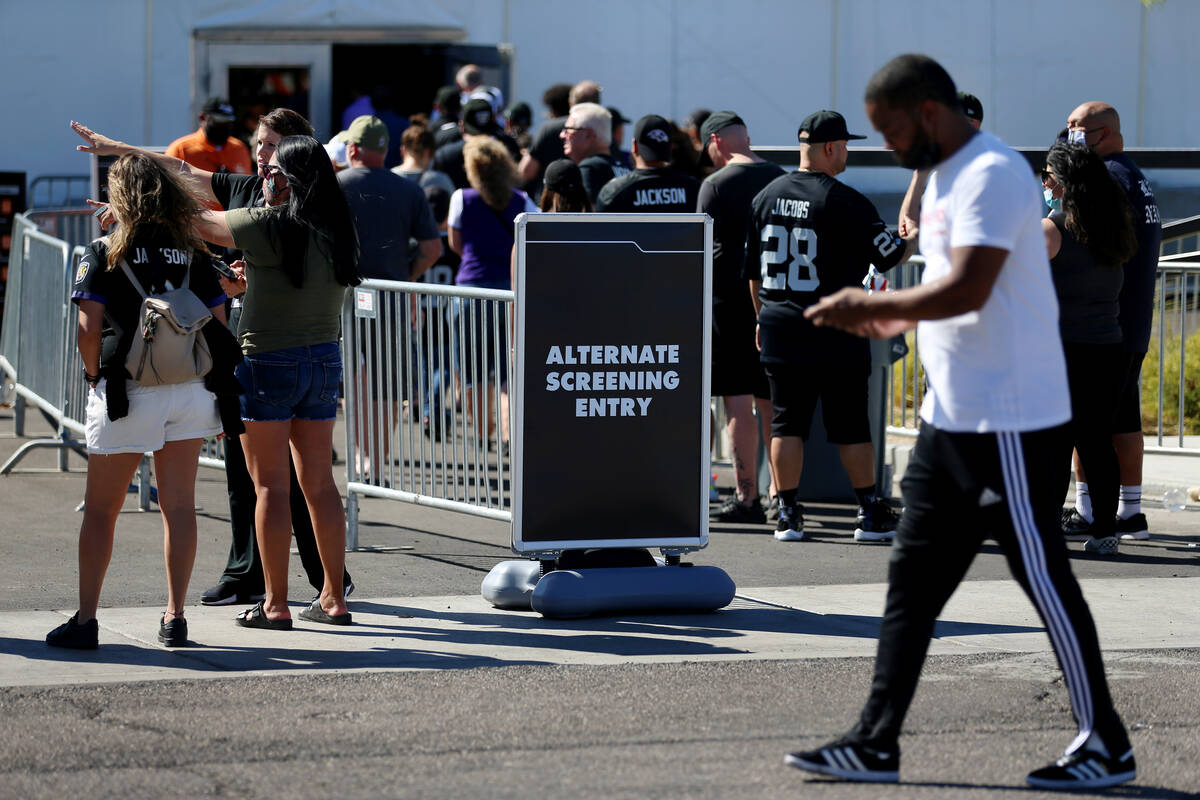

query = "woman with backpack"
[
  {"left": 196, "top": 135, "right": 360, "bottom": 630},
  {"left": 47, "top": 153, "right": 229, "bottom": 650}
]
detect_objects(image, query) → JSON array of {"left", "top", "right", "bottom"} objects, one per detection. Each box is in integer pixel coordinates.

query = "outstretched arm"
[{"left": 70, "top": 121, "right": 218, "bottom": 204}]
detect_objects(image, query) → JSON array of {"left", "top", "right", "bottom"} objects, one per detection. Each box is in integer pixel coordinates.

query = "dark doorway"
[
  {"left": 227, "top": 66, "right": 311, "bottom": 149},
  {"left": 330, "top": 43, "right": 509, "bottom": 130}
]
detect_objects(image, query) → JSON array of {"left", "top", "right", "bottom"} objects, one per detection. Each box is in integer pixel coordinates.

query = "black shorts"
[
  {"left": 1112, "top": 350, "right": 1145, "bottom": 434},
  {"left": 710, "top": 301, "right": 768, "bottom": 399},
  {"left": 765, "top": 362, "right": 871, "bottom": 443}
]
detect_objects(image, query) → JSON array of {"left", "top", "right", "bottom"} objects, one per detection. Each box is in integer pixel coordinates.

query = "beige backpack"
[{"left": 117, "top": 255, "right": 214, "bottom": 386}]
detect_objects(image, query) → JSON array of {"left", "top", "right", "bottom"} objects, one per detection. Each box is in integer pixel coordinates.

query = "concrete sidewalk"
[{"left": 5, "top": 577, "right": 1197, "bottom": 689}]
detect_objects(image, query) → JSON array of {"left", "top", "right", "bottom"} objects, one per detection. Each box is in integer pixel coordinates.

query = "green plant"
[{"left": 1141, "top": 328, "right": 1200, "bottom": 435}]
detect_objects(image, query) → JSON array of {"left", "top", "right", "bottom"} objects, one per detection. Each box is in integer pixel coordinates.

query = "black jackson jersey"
[
  {"left": 595, "top": 167, "right": 700, "bottom": 213},
  {"left": 743, "top": 170, "right": 905, "bottom": 363}
]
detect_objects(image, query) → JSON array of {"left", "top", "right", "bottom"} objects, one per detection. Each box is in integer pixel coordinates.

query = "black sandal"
[
  {"left": 298, "top": 599, "right": 352, "bottom": 626},
  {"left": 235, "top": 601, "right": 292, "bottom": 631}
]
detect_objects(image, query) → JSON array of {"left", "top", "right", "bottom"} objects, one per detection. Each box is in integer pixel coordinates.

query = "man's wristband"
[{"left": 83, "top": 368, "right": 100, "bottom": 387}]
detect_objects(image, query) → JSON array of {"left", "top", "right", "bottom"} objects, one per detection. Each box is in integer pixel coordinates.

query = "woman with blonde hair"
[
  {"left": 447, "top": 137, "right": 537, "bottom": 442},
  {"left": 48, "top": 152, "right": 229, "bottom": 649}
]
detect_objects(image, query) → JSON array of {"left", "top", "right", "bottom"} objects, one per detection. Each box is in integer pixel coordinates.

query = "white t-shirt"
[{"left": 916, "top": 131, "right": 1070, "bottom": 433}]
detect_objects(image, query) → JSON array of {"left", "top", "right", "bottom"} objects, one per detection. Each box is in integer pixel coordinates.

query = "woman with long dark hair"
[
  {"left": 198, "top": 135, "right": 361, "bottom": 628},
  {"left": 1041, "top": 141, "right": 1137, "bottom": 556},
  {"left": 47, "top": 153, "right": 228, "bottom": 649}
]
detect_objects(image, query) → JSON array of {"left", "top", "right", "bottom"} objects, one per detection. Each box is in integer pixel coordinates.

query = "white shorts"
[{"left": 85, "top": 378, "right": 221, "bottom": 455}]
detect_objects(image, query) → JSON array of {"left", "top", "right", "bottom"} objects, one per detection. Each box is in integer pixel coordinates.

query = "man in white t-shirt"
[{"left": 785, "top": 54, "right": 1135, "bottom": 791}]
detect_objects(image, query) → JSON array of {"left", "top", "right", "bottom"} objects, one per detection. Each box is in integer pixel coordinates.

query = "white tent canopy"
[{"left": 194, "top": 0, "right": 466, "bottom": 39}]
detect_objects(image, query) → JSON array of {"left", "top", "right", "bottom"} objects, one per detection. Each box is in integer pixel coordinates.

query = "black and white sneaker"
[
  {"left": 710, "top": 496, "right": 767, "bottom": 524},
  {"left": 785, "top": 738, "right": 899, "bottom": 783},
  {"left": 1061, "top": 508, "right": 1093, "bottom": 542},
  {"left": 1116, "top": 512, "right": 1149, "bottom": 540},
  {"left": 774, "top": 502, "right": 805, "bottom": 542},
  {"left": 854, "top": 500, "right": 900, "bottom": 542},
  {"left": 1026, "top": 748, "right": 1136, "bottom": 789}
]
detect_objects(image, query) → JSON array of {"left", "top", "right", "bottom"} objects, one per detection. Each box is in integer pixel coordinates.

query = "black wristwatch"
[{"left": 84, "top": 368, "right": 100, "bottom": 388}]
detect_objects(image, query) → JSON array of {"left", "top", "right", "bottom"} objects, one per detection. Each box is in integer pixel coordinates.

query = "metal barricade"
[
  {"left": 28, "top": 175, "right": 89, "bottom": 210},
  {"left": 0, "top": 216, "right": 87, "bottom": 474},
  {"left": 342, "top": 279, "right": 514, "bottom": 550},
  {"left": 26, "top": 209, "right": 95, "bottom": 252},
  {"left": 883, "top": 257, "right": 1200, "bottom": 458}
]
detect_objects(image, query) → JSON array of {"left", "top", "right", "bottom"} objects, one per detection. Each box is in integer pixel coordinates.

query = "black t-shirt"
[
  {"left": 743, "top": 170, "right": 905, "bottom": 364},
  {"left": 698, "top": 161, "right": 787, "bottom": 305},
  {"left": 528, "top": 118, "right": 566, "bottom": 171},
  {"left": 434, "top": 121, "right": 462, "bottom": 150},
  {"left": 71, "top": 233, "right": 226, "bottom": 370},
  {"left": 211, "top": 171, "right": 264, "bottom": 211},
  {"left": 1105, "top": 153, "right": 1162, "bottom": 353},
  {"left": 578, "top": 152, "right": 631, "bottom": 205},
  {"left": 433, "top": 134, "right": 523, "bottom": 190},
  {"left": 594, "top": 167, "right": 700, "bottom": 213},
  {"left": 337, "top": 167, "right": 439, "bottom": 281}
]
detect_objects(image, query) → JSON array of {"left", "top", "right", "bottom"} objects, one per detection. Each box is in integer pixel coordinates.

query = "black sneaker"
[
  {"left": 785, "top": 738, "right": 899, "bottom": 783},
  {"left": 46, "top": 612, "right": 98, "bottom": 650},
  {"left": 765, "top": 495, "right": 780, "bottom": 522},
  {"left": 200, "top": 582, "right": 266, "bottom": 606},
  {"left": 710, "top": 496, "right": 767, "bottom": 524},
  {"left": 854, "top": 499, "right": 900, "bottom": 542},
  {"left": 1026, "top": 748, "right": 1136, "bottom": 789},
  {"left": 1116, "top": 512, "right": 1149, "bottom": 540},
  {"left": 158, "top": 614, "right": 188, "bottom": 647},
  {"left": 774, "top": 502, "right": 805, "bottom": 542},
  {"left": 1061, "top": 508, "right": 1093, "bottom": 542}
]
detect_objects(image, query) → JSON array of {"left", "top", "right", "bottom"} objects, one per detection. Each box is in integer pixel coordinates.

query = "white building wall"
[{"left": 1, "top": 0, "right": 1196, "bottom": 199}]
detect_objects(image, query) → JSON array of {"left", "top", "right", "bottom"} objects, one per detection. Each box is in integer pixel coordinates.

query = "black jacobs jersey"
[
  {"left": 595, "top": 166, "right": 700, "bottom": 213},
  {"left": 744, "top": 170, "right": 904, "bottom": 321}
]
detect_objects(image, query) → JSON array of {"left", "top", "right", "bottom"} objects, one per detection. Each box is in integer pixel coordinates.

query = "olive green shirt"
[{"left": 227, "top": 207, "right": 347, "bottom": 354}]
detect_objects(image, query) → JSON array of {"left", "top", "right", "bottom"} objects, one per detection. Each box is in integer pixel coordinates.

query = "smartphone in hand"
[{"left": 212, "top": 259, "right": 239, "bottom": 280}]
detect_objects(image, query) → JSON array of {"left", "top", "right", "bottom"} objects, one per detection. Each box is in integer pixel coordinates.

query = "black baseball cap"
[
  {"left": 958, "top": 91, "right": 984, "bottom": 123},
  {"left": 697, "top": 110, "right": 746, "bottom": 166},
  {"left": 633, "top": 114, "right": 673, "bottom": 162},
  {"left": 504, "top": 101, "right": 532, "bottom": 128},
  {"left": 607, "top": 106, "right": 631, "bottom": 125},
  {"left": 202, "top": 98, "right": 236, "bottom": 122},
  {"left": 797, "top": 110, "right": 867, "bottom": 144},
  {"left": 462, "top": 98, "right": 496, "bottom": 135},
  {"left": 543, "top": 158, "right": 586, "bottom": 200}
]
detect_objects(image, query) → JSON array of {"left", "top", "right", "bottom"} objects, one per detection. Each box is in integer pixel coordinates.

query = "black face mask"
[
  {"left": 893, "top": 113, "right": 942, "bottom": 170},
  {"left": 204, "top": 120, "right": 234, "bottom": 143}
]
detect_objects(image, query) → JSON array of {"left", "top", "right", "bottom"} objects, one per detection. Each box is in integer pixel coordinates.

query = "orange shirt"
[{"left": 166, "top": 129, "right": 253, "bottom": 209}]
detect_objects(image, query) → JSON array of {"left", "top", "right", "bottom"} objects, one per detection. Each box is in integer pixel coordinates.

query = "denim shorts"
[{"left": 237, "top": 342, "right": 342, "bottom": 422}]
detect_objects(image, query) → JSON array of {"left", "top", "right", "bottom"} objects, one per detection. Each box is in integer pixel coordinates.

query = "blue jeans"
[{"left": 237, "top": 342, "right": 342, "bottom": 422}]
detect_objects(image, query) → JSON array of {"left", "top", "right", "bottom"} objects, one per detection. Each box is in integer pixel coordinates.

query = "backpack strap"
[{"left": 118, "top": 259, "right": 149, "bottom": 299}]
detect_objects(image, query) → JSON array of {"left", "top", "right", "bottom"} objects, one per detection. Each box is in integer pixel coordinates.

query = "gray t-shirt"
[
  {"left": 337, "top": 167, "right": 439, "bottom": 281},
  {"left": 391, "top": 165, "right": 456, "bottom": 196}
]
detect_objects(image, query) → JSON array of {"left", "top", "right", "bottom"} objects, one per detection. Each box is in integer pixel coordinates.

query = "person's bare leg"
[
  {"left": 839, "top": 442, "right": 877, "bottom": 491},
  {"left": 723, "top": 394, "right": 761, "bottom": 503},
  {"left": 154, "top": 438, "right": 203, "bottom": 617},
  {"left": 1112, "top": 432, "right": 1143, "bottom": 486},
  {"left": 240, "top": 420, "right": 294, "bottom": 621},
  {"left": 770, "top": 435, "right": 804, "bottom": 495},
  {"left": 77, "top": 452, "right": 143, "bottom": 621},
  {"left": 754, "top": 397, "right": 778, "bottom": 498},
  {"left": 290, "top": 418, "right": 348, "bottom": 617}
]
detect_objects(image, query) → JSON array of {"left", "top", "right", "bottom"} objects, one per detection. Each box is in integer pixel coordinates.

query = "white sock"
[
  {"left": 1117, "top": 485, "right": 1141, "bottom": 519},
  {"left": 1074, "top": 481, "right": 1093, "bottom": 521}
]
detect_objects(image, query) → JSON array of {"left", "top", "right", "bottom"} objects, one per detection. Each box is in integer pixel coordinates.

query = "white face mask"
[{"left": 1067, "top": 128, "right": 1087, "bottom": 147}]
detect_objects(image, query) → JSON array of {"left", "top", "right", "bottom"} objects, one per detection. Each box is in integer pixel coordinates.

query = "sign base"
[{"left": 481, "top": 560, "right": 736, "bottom": 619}]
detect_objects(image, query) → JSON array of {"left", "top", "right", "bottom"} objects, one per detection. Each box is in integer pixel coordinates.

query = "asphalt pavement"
[{"left": 1, "top": 406, "right": 1198, "bottom": 799}]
